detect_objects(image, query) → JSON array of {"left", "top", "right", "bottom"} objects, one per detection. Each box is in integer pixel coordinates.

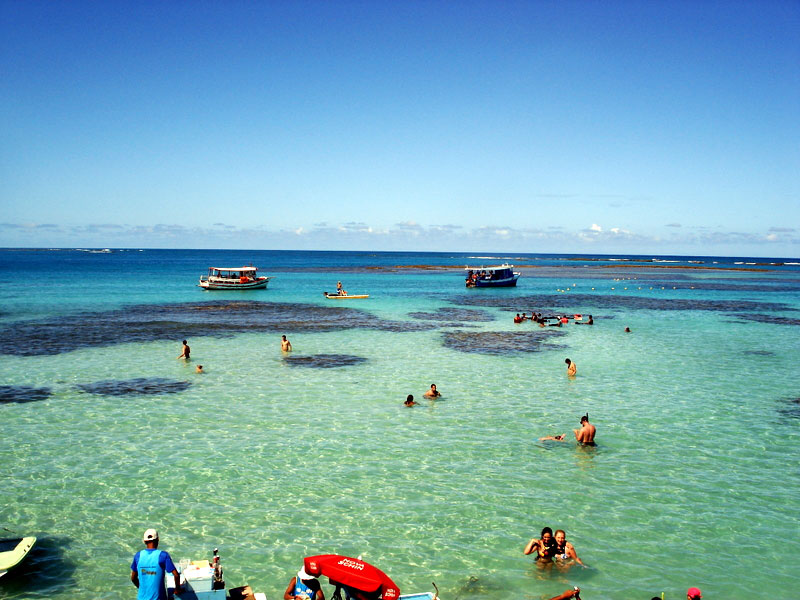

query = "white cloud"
[{"left": 590, "top": 224, "right": 602, "bottom": 232}]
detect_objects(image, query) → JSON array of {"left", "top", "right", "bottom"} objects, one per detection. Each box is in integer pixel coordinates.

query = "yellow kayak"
[
  {"left": 323, "top": 292, "right": 369, "bottom": 299},
  {"left": 0, "top": 536, "right": 36, "bottom": 578}
]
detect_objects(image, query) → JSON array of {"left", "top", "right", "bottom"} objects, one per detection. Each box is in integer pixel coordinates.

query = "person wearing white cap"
[
  {"left": 130, "top": 529, "right": 181, "bottom": 600},
  {"left": 283, "top": 565, "right": 324, "bottom": 600}
]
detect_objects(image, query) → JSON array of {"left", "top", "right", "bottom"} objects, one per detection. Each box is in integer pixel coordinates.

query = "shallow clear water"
[{"left": 1, "top": 250, "right": 799, "bottom": 600}]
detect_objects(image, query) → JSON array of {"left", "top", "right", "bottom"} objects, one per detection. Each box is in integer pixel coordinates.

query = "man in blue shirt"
[{"left": 131, "top": 529, "right": 181, "bottom": 600}]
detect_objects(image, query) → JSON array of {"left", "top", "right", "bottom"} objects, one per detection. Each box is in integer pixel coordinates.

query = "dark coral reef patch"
[
  {"left": 283, "top": 354, "right": 367, "bottom": 368},
  {"left": 0, "top": 300, "right": 437, "bottom": 356},
  {"left": 77, "top": 378, "right": 191, "bottom": 396},
  {"left": 729, "top": 313, "right": 800, "bottom": 326},
  {"left": 0, "top": 385, "right": 52, "bottom": 404},
  {"left": 408, "top": 307, "right": 495, "bottom": 322},
  {"left": 451, "top": 293, "right": 793, "bottom": 315},
  {"left": 442, "top": 329, "right": 567, "bottom": 355}
]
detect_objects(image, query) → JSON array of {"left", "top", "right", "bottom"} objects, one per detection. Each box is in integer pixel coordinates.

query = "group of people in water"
[
  {"left": 513, "top": 313, "right": 593, "bottom": 326},
  {"left": 539, "top": 413, "right": 596, "bottom": 446},
  {"left": 524, "top": 526, "right": 585, "bottom": 567},
  {"left": 404, "top": 384, "right": 441, "bottom": 406}
]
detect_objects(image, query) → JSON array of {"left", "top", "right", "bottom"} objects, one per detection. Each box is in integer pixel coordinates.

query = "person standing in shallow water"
[
  {"left": 574, "top": 414, "right": 596, "bottom": 446},
  {"left": 565, "top": 358, "right": 576, "bottom": 376},
  {"left": 281, "top": 335, "right": 292, "bottom": 352},
  {"left": 524, "top": 526, "right": 558, "bottom": 562},
  {"left": 177, "top": 340, "right": 190, "bottom": 359},
  {"left": 554, "top": 529, "right": 585, "bottom": 566}
]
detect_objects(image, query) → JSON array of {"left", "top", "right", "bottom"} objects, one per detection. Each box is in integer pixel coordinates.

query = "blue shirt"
[{"left": 131, "top": 548, "right": 176, "bottom": 600}]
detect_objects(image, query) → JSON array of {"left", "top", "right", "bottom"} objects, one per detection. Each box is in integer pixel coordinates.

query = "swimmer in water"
[
  {"left": 574, "top": 414, "right": 596, "bottom": 446},
  {"left": 177, "top": 340, "right": 190, "bottom": 359},
  {"left": 195, "top": 365, "right": 204, "bottom": 373},
  {"left": 404, "top": 394, "right": 418, "bottom": 407},
  {"left": 523, "top": 527, "right": 558, "bottom": 562},
  {"left": 423, "top": 384, "right": 441, "bottom": 398},
  {"left": 554, "top": 529, "right": 585, "bottom": 566},
  {"left": 281, "top": 335, "right": 292, "bottom": 352}
]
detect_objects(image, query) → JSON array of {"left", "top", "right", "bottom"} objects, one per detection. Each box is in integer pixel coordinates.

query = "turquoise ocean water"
[{"left": 1, "top": 249, "right": 799, "bottom": 600}]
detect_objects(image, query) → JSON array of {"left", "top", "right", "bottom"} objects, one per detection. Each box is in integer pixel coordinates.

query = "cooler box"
[{"left": 183, "top": 565, "right": 215, "bottom": 592}]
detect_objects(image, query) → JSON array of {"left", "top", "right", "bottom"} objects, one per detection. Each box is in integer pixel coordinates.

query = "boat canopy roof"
[
  {"left": 303, "top": 554, "right": 400, "bottom": 600},
  {"left": 465, "top": 264, "right": 514, "bottom": 271},
  {"left": 209, "top": 266, "right": 258, "bottom": 272}
]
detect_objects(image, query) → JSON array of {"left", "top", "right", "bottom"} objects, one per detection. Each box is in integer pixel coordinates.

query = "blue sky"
[{"left": 1, "top": 1, "right": 798, "bottom": 256}]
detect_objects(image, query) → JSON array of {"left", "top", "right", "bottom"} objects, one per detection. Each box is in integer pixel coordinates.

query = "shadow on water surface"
[
  {"left": 0, "top": 385, "right": 52, "bottom": 404},
  {"left": 283, "top": 354, "right": 367, "bottom": 369},
  {"left": 76, "top": 378, "right": 192, "bottom": 396},
  {"left": 0, "top": 301, "right": 438, "bottom": 357},
  {"left": 0, "top": 535, "right": 77, "bottom": 599},
  {"left": 777, "top": 397, "right": 800, "bottom": 420}
]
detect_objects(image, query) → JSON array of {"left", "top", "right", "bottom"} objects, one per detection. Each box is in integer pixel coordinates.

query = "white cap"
[
  {"left": 298, "top": 568, "right": 317, "bottom": 582},
  {"left": 143, "top": 529, "right": 159, "bottom": 543}
]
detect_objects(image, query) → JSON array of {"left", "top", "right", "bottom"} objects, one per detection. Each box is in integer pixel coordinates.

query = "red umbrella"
[{"left": 303, "top": 554, "right": 400, "bottom": 600}]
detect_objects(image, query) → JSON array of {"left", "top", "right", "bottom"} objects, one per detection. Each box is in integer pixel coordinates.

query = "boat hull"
[
  {"left": 199, "top": 277, "right": 271, "bottom": 290},
  {"left": 468, "top": 275, "right": 519, "bottom": 287},
  {"left": 0, "top": 536, "right": 36, "bottom": 578}
]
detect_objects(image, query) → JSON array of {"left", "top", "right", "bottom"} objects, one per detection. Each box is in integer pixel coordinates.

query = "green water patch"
[
  {"left": 0, "top": 385, "right": 52, "bottom": 404},
  {"left": 408, "top": 307, "right": 495, "bottom": 322},
  {"left": 76, "top": 377, "right": 191, "bottom": 396},
  {"left": 452, "top": 293, "right": 794, "bottom": 314},
  {"left": 283, "top": 354, "right": 367, "bottom": 368},
  {"left": 441, "top": 329, "right": 567, "bottom": 355},
  {"left": 0, "top": 300, "right": 438, "bottom": 356}
]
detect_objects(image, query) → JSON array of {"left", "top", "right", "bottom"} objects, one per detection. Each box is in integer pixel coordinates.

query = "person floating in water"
[
  {"left": 574, "top": 414, "right": 596, "bottom": 446},
  {"left": 404, "top": 394, "right": 418, "bottom": 407},
  {"left": 423, "top": 383, "right": 441, "bottom": 398},
  {"left": 281, "top": 335, "right": 292, "bottom": 352},
  {"left": 177, "top": 340, "right": 190, "bottom": 359},
  {"left": 565, "top": 358, "right": 576, "bottom": 376},
  {"left": 195, "top": 365, "right": 204, "bottom": 373}
]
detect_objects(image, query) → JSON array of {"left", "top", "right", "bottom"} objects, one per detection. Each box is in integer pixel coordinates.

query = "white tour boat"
[{"left": 198, "top": 267, "right": 273, "bottom": 290}]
